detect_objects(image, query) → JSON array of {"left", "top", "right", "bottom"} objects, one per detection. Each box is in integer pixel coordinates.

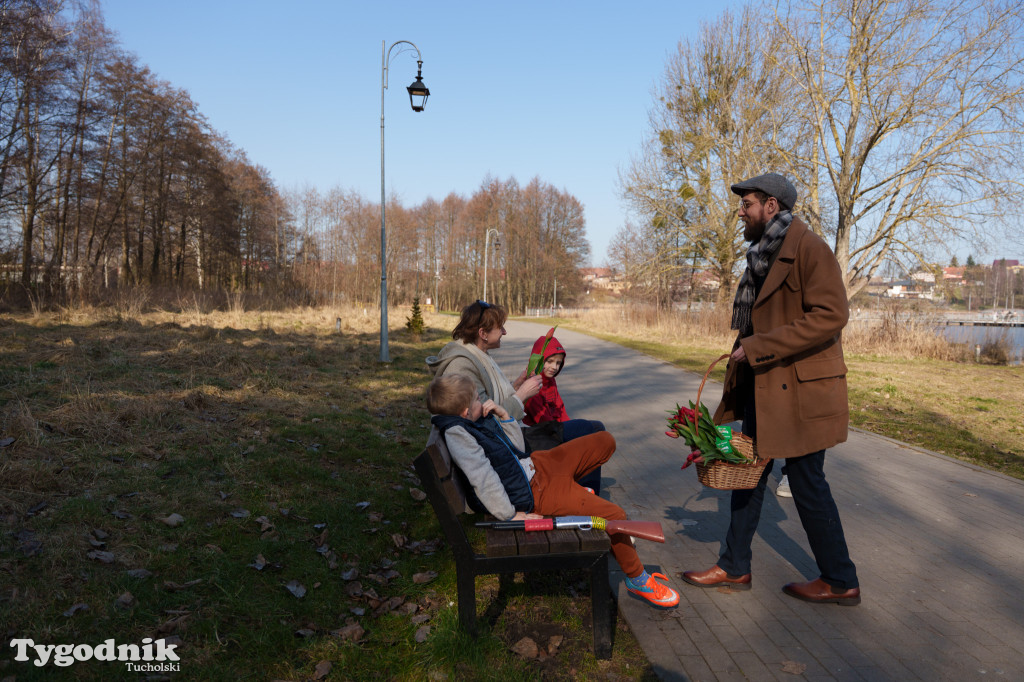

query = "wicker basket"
[{"left": 692, "top": 354, "right": 769, "bottom": 490}]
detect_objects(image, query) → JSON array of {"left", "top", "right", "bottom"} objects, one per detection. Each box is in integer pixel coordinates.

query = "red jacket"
[{"left": 523, "top": 335, "right": 569, "bottom": 425}]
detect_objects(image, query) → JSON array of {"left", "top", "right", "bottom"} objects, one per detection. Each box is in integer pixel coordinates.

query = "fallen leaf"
[
  {"left": 410, "top": 614, "right": 431, "bottom": 624},
  {"left": 249, "top": 554, "right": 268, "bottom": 571},
  {"left": 285, "top": 580, "right": 306, "bottom": 598},
  {"left": 341, "top": 567, "right": 359, "bottom": 581},
  {"left": 63, "top": 603, "right": 89, "bottom": 617},
  {"left": 254, "top": 515, "right": 274, "bottom": 531},
  {"left": 781, "top": 660, "right": 807, "bottom": 675},
  {"left": 111, "top": 510, "right": 132, "bottom": 519},
  {"left": 87, "top": 550, "right": 115, "bottom": 564},
  {"left": 126, "top": 568, "right": 153, "bottom": 579},
  {"left": 91, "top": 528, "right": 109, "bottom": 540},
  {"left": 295, "top": 628, "right": 316, "bottom": 638},
  {"left": 333, "top": 623, "right": 364, "bottom": 641},
  {"left": 0, "top": 436, "right": 15, "bottom": 447},
  {"left": 391, "top": 534, "right": 407, "bottom": 548},
  {"left": 409, "top": 488, "right": 426, "bottom": 501},
  {"left": 511, "top": 636, "right": 539, "bottom": 659},
  {"left": 412, "top": 571, "right": 437, "bottom": 585},
  {"left": 156, "top": 614, "right": 189, "bottom": 635},
  {"left": 27, "top": 501, "right": 48, "bottom": 516},
  {"left": 396, "top": 602, "right": 418, "bottom": 616},
  {"left": 313, "top": 661, "right": 332, "bottom": 680},
  {"left": 344, "top": 581, "right": 363, "bottom": 598},
  {"left": 547, "top": 634, "right": 563, "bottom": 655},
  {"left": 414, "top": 625, "right": 430, "bottom": 643},
  {"left": 230, "top": 509, "right": 250, "bottom": 519},
  {"left": 115, "top": 591, "right": 135, "bottom": 609},
  {"left": 159, "top": 513, "right": 185, "bottom": 528},
  {"left": 355, "top": 501, "right": 371, "bottom": 510},
  {"left": 164, "top": 579, "right": 202, "bottom": 592}
]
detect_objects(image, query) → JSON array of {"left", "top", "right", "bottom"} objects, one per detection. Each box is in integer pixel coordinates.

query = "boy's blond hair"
[{"left": 426, "top": 374, "right": 476, "bottom": 416}]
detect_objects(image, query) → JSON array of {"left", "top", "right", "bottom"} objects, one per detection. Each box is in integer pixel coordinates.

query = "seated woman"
[{"left": 426, "top": 300, "right": 603, "bottom": 493}]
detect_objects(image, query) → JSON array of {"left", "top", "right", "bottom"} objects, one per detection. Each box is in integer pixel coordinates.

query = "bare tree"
[
  {"left": 620, "top": 7, "right": 799, "bottom": 306},
  {"left": 776, "top": 0, "right": 1024, "bottom": 297}
]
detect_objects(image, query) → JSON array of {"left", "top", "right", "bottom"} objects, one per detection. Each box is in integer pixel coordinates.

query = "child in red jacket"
[
  {"left": 523, "top": 335, "right": 569, "bottom": 425},
  {"left": 523, "top": 334, "right": 605, "bottom": 493}
]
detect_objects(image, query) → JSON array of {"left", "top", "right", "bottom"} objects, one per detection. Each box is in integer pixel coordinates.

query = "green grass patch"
[{"left": 0, "top": 310, "right": 655, "bottom": 681}]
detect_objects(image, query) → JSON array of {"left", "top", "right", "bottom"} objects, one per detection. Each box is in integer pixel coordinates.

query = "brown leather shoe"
[
  {"left": 679, "top": 565, "right": 751, "bottom": 590},
  {"left": 783, "top": 578, "right": 861, "bottom": 605}
]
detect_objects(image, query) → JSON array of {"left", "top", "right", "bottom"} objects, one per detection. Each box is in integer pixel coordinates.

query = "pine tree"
[{"left": 406, "top": 297, "right": 425, "bottom": 336}]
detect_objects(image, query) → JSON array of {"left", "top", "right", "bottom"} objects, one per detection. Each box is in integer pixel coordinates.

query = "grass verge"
[
  {"left": 535, "top": 312, "right": 1024, "bottom": 481},
  {"left": 0, "top": 307, "right": 655, "bottom": 681}
]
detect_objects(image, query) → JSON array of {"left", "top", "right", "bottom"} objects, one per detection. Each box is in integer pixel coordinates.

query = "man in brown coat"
[{"left": 682, "top": 173, "right": 860, "bottom": 605}]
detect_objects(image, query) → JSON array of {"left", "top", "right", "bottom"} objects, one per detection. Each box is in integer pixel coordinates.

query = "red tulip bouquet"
[{"left": 665, "top": 401, "right": 754, "bottom": 470}]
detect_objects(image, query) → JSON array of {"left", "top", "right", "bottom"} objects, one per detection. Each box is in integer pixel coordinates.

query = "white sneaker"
[{"left": 776, "top": 475, "right": 792, "bottom": 498}]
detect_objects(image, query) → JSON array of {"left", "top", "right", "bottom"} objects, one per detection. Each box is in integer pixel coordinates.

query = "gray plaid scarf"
[{"left": 731, "top": 210, "right": 793, "bottom": 336}]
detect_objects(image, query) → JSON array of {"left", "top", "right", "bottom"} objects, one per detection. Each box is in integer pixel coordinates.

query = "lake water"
[{"left": 938, "top": 324, "right": 1024, "bottom": 363}]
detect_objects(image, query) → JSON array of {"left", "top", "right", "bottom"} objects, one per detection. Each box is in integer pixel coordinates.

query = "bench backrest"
[{"left": 414, "top": 428, "right": 474, "bottom": 560}]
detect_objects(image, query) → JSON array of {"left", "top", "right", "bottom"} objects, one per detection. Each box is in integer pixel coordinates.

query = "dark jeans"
[
  {"left": 717, "top": 394, "right": 858, "bottom": 588},
  {"left": 562, "top": 418, "right": 605, "bottom": 494}
]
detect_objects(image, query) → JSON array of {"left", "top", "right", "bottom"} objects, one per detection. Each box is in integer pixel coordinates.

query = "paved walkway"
[{"left": 492, "top": 320, "right": 1024, "bottom": 682}]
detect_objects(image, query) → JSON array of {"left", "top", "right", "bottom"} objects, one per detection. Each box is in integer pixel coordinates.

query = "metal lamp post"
[
  {"left": 380, "top": 39, "right": 430, "bottom": 362},
  {"left": 483, "top": 228, "right": 500, "bottom": 302}
]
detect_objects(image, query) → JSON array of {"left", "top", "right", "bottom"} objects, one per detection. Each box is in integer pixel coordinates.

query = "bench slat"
[
  {"left": 517, "top": 529, "right": 552, "bottom": 556},
  {"left": 578, "top": 529, "right": 610, "bottom": 552},
  {"left": 485, "top": 528, "right": 519, "bottom": 558}
]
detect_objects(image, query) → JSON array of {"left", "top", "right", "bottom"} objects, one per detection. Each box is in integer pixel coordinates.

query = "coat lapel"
[{"left": 755, "top": 218, "right": 807, "bottom": 307}]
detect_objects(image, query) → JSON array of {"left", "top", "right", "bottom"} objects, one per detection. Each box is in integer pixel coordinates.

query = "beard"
[{"left": 743, "top": 217, "right": 766, "bottom": 243}]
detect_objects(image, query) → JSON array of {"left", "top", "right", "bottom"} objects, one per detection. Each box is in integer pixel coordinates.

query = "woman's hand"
[
  {"left": 511, "top": 511, "right": 544, "bottom": 521},
  {"left": 515, "top": 374, "right": 542, "bottom": 402}
]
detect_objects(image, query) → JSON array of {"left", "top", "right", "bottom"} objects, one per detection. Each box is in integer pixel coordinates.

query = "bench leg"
[
  {"left": 456, "top": 563, "right": 478, "bottom": 636},
  {"left": 590, "top": 553, "right": 613, "bottom": 659}
]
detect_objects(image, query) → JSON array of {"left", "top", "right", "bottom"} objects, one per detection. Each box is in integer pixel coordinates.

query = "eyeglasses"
[
  {"left": 476, "top": 300, "right": 491, "bottom": 309},
  {"left": 740, "top": 200, "right": 762, "bottom": 210}
]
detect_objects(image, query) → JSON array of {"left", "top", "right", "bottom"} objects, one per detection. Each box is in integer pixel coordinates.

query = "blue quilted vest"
[{"left": 430, "top": 414, "right": 534, "bottom": 514}]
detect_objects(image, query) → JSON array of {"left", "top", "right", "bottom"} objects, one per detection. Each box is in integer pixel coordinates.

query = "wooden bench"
[{"left": 413, "top": 428, "right": 614, "bottom": 658}]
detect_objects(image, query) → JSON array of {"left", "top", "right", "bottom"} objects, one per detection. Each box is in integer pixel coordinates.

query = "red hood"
[{"left": 530, "top": 335, "right": 565, "bottom": 380}]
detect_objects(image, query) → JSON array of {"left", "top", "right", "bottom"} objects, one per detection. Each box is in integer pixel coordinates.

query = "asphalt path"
[{"left": 489, "top": 319, "right": 1024, "bottom": 682}]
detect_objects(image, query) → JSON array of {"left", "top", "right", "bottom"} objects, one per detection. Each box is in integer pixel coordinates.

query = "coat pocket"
[{"left": 795, "top": 356, "right": 848, "bottom": 421}]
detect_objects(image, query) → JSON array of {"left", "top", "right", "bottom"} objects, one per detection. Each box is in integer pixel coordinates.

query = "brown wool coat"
[{"left": 713, "top": 218, "right": 850, "bottom": 459}]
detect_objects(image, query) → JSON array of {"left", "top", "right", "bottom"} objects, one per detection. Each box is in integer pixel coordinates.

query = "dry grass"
[{"left": 552, "top": 303, "right": 1024, "bottom": 479}]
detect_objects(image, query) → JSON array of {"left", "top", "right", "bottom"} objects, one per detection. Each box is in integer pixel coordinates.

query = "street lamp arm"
[{"left": 382, "top": 40, "right": 423, "bottom": 91}]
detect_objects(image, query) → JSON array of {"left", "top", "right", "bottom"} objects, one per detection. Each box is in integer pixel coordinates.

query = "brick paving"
[{"left": 493, "top": 320, "right": 1024, "bottom": 681}]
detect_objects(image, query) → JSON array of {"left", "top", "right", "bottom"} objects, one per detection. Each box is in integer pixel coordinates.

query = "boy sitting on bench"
[{"left": 427, "top": 374, "right": 679, "bottom": 608}]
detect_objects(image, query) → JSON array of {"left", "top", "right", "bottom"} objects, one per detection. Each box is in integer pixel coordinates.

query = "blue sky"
[{"left": 99, "top": 0, "right": 742, "bottom": 266}]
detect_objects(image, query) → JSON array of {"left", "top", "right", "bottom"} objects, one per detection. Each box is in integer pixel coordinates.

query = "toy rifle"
[
  {"left": 476, "top": 515, "right": 664, "bottom": 543},
  {"left": 525, "top": 326, "right": 558, "bottom": 376}
]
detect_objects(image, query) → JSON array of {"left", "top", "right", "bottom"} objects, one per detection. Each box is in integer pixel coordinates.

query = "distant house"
[
  {"left": 992, "top": 259, "right": 1020, "bottom": 269},
  {"left": 692, "top": 270, "right": 721, "bottom": 292},
  {"left": 942, "top": 266, "right": 965, "bottom": 283},
  {"left": 580, "top": 267, "right": 615, "bottom": 288},
  {"left": 885, "top": 279, "right": 935, "bottom": 299}
]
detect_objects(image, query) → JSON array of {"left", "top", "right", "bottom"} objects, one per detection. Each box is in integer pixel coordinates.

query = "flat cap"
[{"left": 730, "top": 173, "right": 797, "bottom": 210}]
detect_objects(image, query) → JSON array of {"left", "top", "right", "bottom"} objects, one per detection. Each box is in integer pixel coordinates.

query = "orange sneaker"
[{"left": 626, "top": 572, "right": 679, "bottom": 608}]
